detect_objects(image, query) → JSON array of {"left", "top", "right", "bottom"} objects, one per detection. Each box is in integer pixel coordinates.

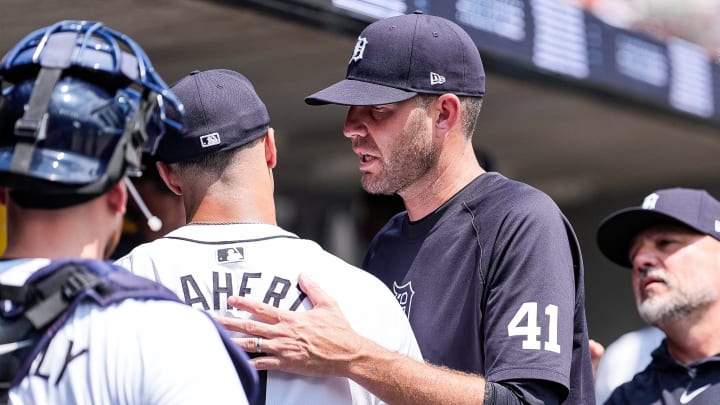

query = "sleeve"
[
  {"left": 481, "top": 191, "right": 576, "bottom": 396},
  {"left": 114, "top": 247, "right": 161, "bottom": 282},
  {"left": 486, "top": 380, "right": 563, "bottom": 405}
]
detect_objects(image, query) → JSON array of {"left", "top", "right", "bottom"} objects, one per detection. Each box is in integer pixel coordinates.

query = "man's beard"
[
  {"left": 637, "top": 270, "right": 718, "bottom": 325},
  {"left": 361, "top": 109, "right": 440, "bottom": 195}
]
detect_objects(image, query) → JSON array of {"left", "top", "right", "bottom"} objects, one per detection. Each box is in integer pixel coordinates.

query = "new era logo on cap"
[{"left": 430, "top": 72, "right": 446, "bottom": 85}]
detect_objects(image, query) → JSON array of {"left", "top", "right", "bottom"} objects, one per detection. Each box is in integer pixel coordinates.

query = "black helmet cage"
[{"left": 0, "top": 20, "right": 183, "bottom": 205}]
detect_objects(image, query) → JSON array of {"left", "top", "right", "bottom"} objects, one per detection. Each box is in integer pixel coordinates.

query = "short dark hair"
[
  {"left": 173, "top": 137, "right": 262, "bottom": 177},
  {"left": 415, "top": 94, "right": 483, "bottom": 138}
]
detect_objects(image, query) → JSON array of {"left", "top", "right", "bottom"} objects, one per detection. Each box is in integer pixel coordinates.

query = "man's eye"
[{"left": 657, "top": 239, "right": 675, "bottom": 248}]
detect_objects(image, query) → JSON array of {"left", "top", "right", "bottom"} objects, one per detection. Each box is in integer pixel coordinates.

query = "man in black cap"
[
  {"left": 596, "top": 188, "right": 720, "bottom": 404},
  {"left": 116, "top": 69, "right": 422, "bottom": 404},
  {"left": 225, "top": 11, "right": 595, "bottom": 405}
]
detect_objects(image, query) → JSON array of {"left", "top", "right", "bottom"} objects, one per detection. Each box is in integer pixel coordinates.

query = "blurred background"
[{"left": 1, "top": 0, "right": 719, "bottom": 346}]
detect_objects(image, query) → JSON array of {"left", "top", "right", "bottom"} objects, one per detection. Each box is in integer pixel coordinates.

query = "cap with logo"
[
  {"left": 305, "top": 11, "right": 485, "bottom": 106},
  {"left": 157, "top": 69, "right": 270, "bottom": 164},
  {"left": 596, "top": 188, "right": 720, "bottom": 268}
]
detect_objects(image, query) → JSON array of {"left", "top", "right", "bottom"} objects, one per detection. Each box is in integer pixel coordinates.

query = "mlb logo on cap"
[
  {"left": 157, "top": 69, "right": 270, "bottom": 164},
  {"left": 201, "top": 133, "right": 221, "bottom": 148}
]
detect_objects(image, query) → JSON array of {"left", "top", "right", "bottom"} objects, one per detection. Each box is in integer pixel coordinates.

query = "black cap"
[
  {"left": 157, "top": 69, "right": 270, "bottom": 163},
  {"left": 597, "top": 188, "right": 720, "bottom": 268},
  {"left": 305, "top": 12, "right": 485, "bottom": 106}
]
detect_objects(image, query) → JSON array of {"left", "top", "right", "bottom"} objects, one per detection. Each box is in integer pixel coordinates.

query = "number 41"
[{"left": 507, "top": 302, "right": 561, "bottom": 353}]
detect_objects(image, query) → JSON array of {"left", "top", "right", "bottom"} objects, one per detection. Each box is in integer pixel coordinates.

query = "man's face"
[
  {"left": 629, "top": 224, "right": 720, "bottom": 326},
  {"left": 343, "top": 97, "right": 439, "bottom": 196}
]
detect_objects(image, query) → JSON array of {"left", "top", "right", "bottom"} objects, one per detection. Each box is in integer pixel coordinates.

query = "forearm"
[{"left": 346, "top": 339, "right": 486, "bottom": 405}]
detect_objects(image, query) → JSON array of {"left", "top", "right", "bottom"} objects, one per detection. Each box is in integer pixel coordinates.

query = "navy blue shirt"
[
  {"left": 607, "top": 341, "right": 720, "bottom": 404},
  {"left": 363, "top": 173, "right": 594, "bottom": 404}
]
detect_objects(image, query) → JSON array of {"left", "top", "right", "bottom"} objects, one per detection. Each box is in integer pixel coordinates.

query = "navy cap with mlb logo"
[
  {"left": 157, "top": 69, "right": 270, "bottom": 163},
  {"left": 596, "top": 188, "right": 720, "bottom": 268},
  {"left": 305, "top": 11, "right": 485, "bottom": 106}
]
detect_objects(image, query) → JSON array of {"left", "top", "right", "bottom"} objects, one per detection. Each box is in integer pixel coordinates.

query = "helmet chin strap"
[{"left": 124, "top": 178, "right": 162, "bottom": 232}]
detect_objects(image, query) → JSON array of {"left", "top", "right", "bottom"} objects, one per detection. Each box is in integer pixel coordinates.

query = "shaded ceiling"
[{"left": 2, "top": 0, "right": 719, "bottom": 208}]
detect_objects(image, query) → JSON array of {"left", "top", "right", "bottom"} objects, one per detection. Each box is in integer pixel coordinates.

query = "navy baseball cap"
[
  {"left": 157, "top": 69, "right": 270, "bottom": 163},
  {"left": 305, "top": 11, "right": 485, "bottom": 106},
  {"left": 597, "top": 188, "right": 720, "bottom": 268}
]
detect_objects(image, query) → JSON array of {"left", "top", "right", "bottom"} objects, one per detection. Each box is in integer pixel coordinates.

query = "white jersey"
[
  {"left": 1, "top": 258, "right": 250, "bottom": 405},
  {"left": 116, "top": 223, "right": 423, "bottom": 405}
]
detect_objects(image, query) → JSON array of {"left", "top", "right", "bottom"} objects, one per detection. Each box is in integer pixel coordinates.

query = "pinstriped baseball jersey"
[
  {"left": 1, "top": 258, "right": 251, "bottom": 405},
  {"left": 116, "top": 223, "right": 422, "bottom": 405}
]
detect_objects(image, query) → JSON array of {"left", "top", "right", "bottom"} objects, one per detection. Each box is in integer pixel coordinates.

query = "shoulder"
[
  {"left": 115, "top": 237, "right": 165, "bottom": 264},
  {"left": 113, "top": 239, "right": 169, "bottom": 279},
  {"left": 304, "top": 242, "right": 397, "bottom": 296},
  {"left": 606, "top": 367, "right": 661, "bottom": 405},
  {"left": 77, "top": 297, "right": 218, "bottom": 339},
  {"left": 299, "top": 245, "right": 420, "bottom": 354},
  {"left": 466, "top": 173, "right": 560, "bottom": 215}
]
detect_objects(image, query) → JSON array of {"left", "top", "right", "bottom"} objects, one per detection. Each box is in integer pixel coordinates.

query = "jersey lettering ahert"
[{"left": 116, "top": 223, "right": 422, "bottom": 405}]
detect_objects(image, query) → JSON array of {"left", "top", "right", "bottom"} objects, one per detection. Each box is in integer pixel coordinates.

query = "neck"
[
  {"left": 185, "top": 182, "right": 277, "bottom": 226},
  {"left": 3, "top": 203, "right": 112, "bottom": 260},
  {"left": 661, "top": 306, "right": 720, "bottom": 364},
  {"left": 400, "top": 144, "right": 484, "bottom": 221}
]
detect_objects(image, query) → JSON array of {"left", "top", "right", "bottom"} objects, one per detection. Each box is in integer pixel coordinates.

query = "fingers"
[
  {"left": 298, "top": 272, "right": 334, "bottom": 307},
  {"left": 251, "top": 355, "right": 282, "bottom": 371},
  {"left": 588, "top": 338, "right": 605, "bottom": 377},
  {"left": 216, "top": 315, "right": 275, "bottom": 337},
  {"left": 232, "top": 336, "right": 273, "bottom": 355},
  {"left": 588, "top": 339, "right": 605, "bottom": 360},
  {"left": 227, "top": 295, "right": 285, "bottom": 323}
]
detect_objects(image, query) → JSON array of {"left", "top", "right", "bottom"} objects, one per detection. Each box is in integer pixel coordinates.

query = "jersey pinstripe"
[
  {"left": 116, "top": 223, "right": 422, "bottom": 405},
  {"left": 1, "top": 258, "right": 250, "bottom": 405}
]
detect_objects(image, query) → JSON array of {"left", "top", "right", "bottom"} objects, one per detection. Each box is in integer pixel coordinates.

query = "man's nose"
[
  {"left": 343, "top": 106, "right": 367, "bottom": 139},
  {"left": 631, "top": 240, "right": 659, "bottom": 274}
]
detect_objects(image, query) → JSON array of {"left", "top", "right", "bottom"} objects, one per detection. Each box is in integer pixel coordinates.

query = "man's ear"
[
  {"left": 106, "top": 180, "right": 128, "bottom": 215},
  {"left": 156, "top": 161, "right": 182, "bottom": 196},
  {"left": 265, "top": 128, "right": 278, "bottom": 169},
  {"left": 435, "top": 93, "right": 461, "bottom": 134}
]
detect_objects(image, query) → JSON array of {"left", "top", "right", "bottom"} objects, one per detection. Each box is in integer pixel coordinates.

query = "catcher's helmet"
[{"left": 0, "top": 20, "right": 183, "bottom": 208}]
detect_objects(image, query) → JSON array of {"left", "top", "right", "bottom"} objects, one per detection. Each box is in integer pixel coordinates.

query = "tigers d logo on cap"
[
  {"left": 597, "top": 188, "right": 720, "bottom": 268},
  {"left": 350, "top": 36, "right": 368, "bottom": 63},
  {"left": 305, "top": 11, "right": 485, "bottom": 107}
]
